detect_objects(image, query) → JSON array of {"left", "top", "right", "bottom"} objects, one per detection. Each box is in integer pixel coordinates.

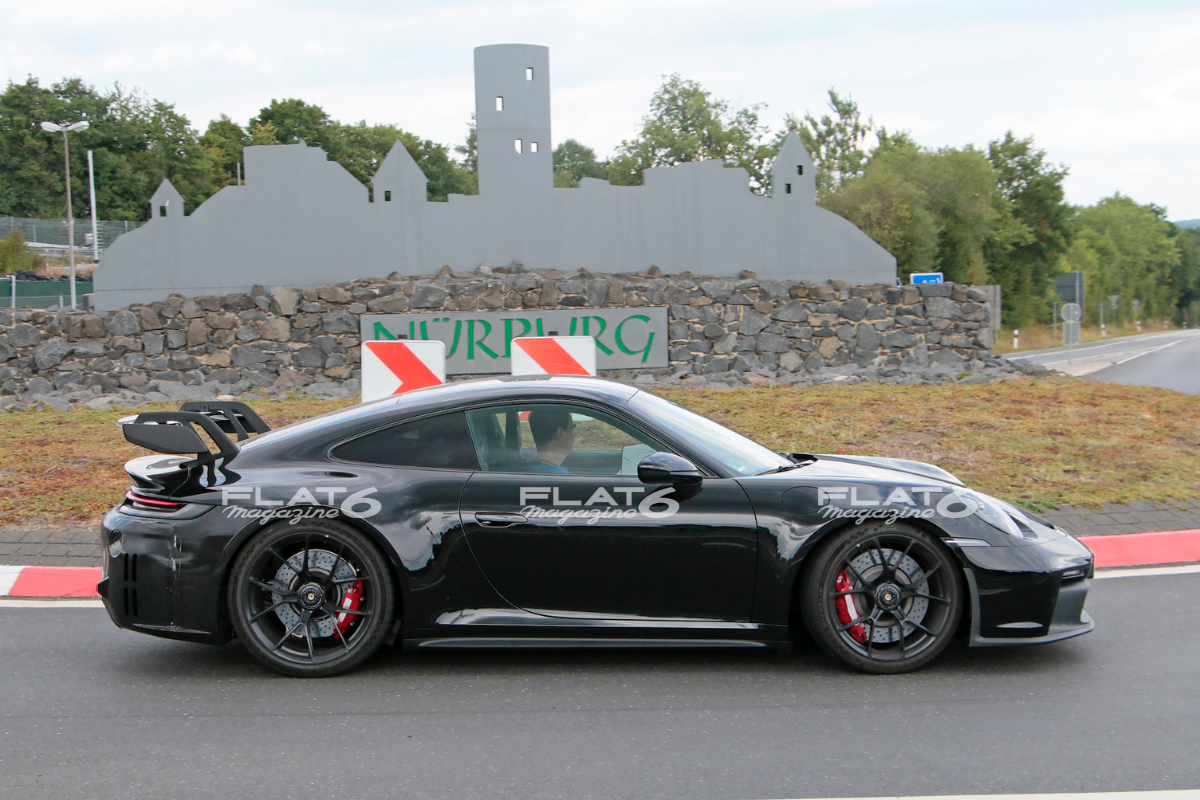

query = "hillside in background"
[{"left": 1174, "top": 219, "right": 1200, "bottom": 229}]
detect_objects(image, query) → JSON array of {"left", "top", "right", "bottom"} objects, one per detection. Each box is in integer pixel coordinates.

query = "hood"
[{"left": 813, "top": 454, "right": 964, "bottom": 487}]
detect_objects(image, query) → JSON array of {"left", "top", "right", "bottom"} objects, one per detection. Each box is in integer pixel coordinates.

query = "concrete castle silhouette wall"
[{"left": 94, "top": 44, "right": 897, "bottom": 312}]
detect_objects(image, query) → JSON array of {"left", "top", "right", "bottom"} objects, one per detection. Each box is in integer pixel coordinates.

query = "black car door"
[{"left": 459, "top": 403, "right": 759, "bottom": 621}]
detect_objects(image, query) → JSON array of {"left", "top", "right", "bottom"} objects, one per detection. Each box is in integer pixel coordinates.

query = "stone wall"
[{"left": 0, "top": 266, "right": 1011, "bottom": 410}]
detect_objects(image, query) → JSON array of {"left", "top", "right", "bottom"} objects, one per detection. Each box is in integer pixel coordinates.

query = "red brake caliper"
[
  {"left": 835, "top": 570, "right": 868, "bottom": 643},
  {"left": 335, "top": 580, "right": 363, "bottom": 634}
]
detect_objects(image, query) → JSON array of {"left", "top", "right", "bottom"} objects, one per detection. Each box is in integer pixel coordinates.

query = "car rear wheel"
[
  {"left": 800, "top": 522, "right": 963, "bottom": 674},
  {"left": 229, "top": 519, "right": 395, "bottom": 677}
]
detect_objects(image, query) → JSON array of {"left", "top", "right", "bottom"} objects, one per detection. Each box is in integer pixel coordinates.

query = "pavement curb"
[
  {"left": 0, "top": 565, "right": 103, "bottom": 598},
  {"left": 1, "top": 529, "right": 1198, "bottom": 598},
  {"left": 1078, "top": 528, "right": 1200, "bottom": 567}
]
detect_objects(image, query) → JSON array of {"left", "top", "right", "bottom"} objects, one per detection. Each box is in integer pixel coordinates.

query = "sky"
[{"left": 4, "top": 0, "right": 1199, "bottom": 220}]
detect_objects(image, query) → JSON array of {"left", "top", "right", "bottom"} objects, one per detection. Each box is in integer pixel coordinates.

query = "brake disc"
[
  {"left": 272, "top": 549, "right": 357, "bottom": 638},
  {"left": 847, "top": 548, "right": 930, "bottom": 644}
]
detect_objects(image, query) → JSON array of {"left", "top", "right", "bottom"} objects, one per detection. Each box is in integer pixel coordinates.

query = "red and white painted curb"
[
  {"left": 1, "top": 528, "right": 1198, "bottom": 601},
  {"left": 1, "top": 565, "right": 101, "bottom": 598},
  {"left": 511, "top": 336, "right": 597, "bottom": 376},
  {"left": 1079, "top": 528, "right": 1200, "bottom": 568},
  {"left": 361, "top": 340, "right": 446, "bottom": 401}
]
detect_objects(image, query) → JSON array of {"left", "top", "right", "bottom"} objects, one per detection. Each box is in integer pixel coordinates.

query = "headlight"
[
  {"left": 960, "top": 491, "right": 1064, "bottom": 542},
  {"left": 967, "top": 491, "right": 1024, "bottom": 538}
]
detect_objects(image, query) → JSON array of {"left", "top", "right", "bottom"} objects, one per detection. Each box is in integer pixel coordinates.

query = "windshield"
[{"left": 629, "top": 391, "right": 793, "bottom": 477}]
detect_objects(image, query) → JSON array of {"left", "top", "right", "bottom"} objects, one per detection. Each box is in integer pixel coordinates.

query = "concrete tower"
[
  {"left": 474, "top": 44, "right": 552, "bottom": 196},
  {"left": 771, "top": 132, "right": 816, "bottom": 204}
]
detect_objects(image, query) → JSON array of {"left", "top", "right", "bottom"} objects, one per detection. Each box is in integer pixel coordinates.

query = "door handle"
[{"left": 474, "top": 512, "right": 528, "bottom": 527}]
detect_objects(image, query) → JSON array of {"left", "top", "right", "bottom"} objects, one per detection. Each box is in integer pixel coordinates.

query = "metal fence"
[
  {"left": 0, "top": 217, "right": 144, "bottom": 258},
  {"left": 0, "top": 293, "right": 89, "bottom": 309},
  {"left": 1, "top": 279, "right": 94, "bottom": 309}
]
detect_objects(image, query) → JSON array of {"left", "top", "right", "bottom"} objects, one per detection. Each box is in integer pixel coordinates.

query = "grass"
[
  {"left": 0, "top": 398, "right": 350, "bottom": 529},
  {"left": 0, "top": 379, "right": 1197, "bottom": 527},
  {"left": 993, "top": 320, "right": 1180, "bottom": 354},
  {"left": 659, "top": 380, "right": 1200, "bottom": 512}
]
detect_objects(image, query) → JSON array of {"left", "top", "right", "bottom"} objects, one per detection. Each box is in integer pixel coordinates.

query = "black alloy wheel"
[
  {"left": 800, "top": 522, "right": 963, "bottom": 674},
  {"left": 228, "top": 519, "right": 395, "bottom": 677}
]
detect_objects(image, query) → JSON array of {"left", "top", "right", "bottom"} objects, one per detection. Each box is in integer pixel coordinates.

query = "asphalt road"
[
  {"left": 1007, "top": 329, "right": 1200, "bottom": 393},
  {"left": 1, "top": 573, "right": 1198, "bottom": 800}
]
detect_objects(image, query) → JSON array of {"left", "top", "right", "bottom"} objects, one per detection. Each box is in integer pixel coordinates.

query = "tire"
[
  {"left": 800, "top": 521, "right": 963, "bottom": 674},
  {"left": 228, "top": 519, "right": 396, "bottom": 677}
]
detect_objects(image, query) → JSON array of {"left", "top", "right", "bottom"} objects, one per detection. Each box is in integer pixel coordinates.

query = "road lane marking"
[
  {"left": 1109, "top": 336, "right": 1189, "bottom": 366},
  {"left": 753, "top": 791, "right": 1200, "bottom": 800},
  {"left": 0, "top": 599, "right": 105, "bottom": 608},
  {"left": 1007, "top": 330, "right": 1200, "bottom": 362},
  {"left": 1032, "top": 337, "right": 1190, "bottom": 376},
  {"left": 1096, "top": 564, "right": 1200, "bottom": 579}
]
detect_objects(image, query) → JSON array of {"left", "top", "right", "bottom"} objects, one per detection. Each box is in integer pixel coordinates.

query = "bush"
[{"left": 0, "top": 229, "right": 43, "bottom": 275}]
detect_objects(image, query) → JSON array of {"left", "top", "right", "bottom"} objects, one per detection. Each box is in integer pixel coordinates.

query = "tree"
[
  {"left": 1168, "top": 225, "right": 1200, "bottom": 323},
  {"left": 552, "top": 138, "right": 608, "bottom": 187},
  {"left": 248, "top": 120, "right": 279, "bottom": 146},
  {"left": 985, "top": 132, "right": 1072, "bottom": 325},
  {"left": 454, "top": 114, "right": 477, "bottom": 176},
  {"left": 0, "top": 76, "right": 217, "bottom": 221},
  {"left": 820, "top": 156, "right": 941, "bottom": 274},
  {"left": 823, "top": 140, "right": 1027, "bottom": 285},
  {"left": 0, "top": 229, "right": 42, "bottom": 274},
  {"left": 248, "top": 99, "right": 337, "bottom": 152},
  {"left": 334, "top": 120, "right": 418, "bottom": 185},
  {"left": 607, "top": 74, "right": 770, "bottom": 190},
  {"left": 1068, "top": 196, "right": 1182, "bottom": 322},
  {"left": 199, "top": 115, "right": 249, "bottom": 188},
  {"left": 408, "top": 137, "right": 476, "bottom": 200},
  {"left": 244, "top": 101, "right": 476, "bottom": 201},
  {"left": 777, "top": 89, "right": 873, "bottom": 194}
]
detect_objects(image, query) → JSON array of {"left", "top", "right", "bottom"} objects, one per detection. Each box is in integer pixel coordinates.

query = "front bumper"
[{"left": 957, "top": 531, "right": 1095, "bottom": 647}]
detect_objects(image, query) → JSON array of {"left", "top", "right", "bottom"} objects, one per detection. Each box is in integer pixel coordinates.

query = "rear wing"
[
  {"left": 117, "top": 401, "right": 270, "bottom": 482},
  {"left": 178, "top": 401, "right": 270, "bottom": 440}
]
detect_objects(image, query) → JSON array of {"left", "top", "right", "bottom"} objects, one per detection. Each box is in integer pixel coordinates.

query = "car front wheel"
[
  {"left": 228, "top": 519, "right": 395, "bottom": 677},
  {"left": 800, "top": 522, "right": 963, "bottom": 674}
]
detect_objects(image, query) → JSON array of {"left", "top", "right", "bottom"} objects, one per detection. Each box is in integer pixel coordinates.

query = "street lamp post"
[
  {"left": 88, "top": 150, "right": 100, "bottom": 263},
  {"left": 40, "top": 120, "right": 90, "bottom": 310}
]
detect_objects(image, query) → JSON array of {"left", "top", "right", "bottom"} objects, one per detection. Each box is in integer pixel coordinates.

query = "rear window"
[{"left": 331, "top": 412, "right": 479, "bottom": 470}]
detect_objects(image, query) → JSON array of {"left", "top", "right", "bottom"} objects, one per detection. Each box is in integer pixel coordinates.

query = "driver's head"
[{"left": 529, "top": 408, "right": 575, "bottom": 461}]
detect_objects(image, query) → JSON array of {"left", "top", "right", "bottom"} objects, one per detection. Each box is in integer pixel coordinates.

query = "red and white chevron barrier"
[
  {"left": 361, "top": 340, "right": 446, "bottom": 402},
  {"left": 0, "top": 565, "right": 101, "bottom": 598},
  {"left": 511, "top": 336, "right": 597, "bottom": 376}
]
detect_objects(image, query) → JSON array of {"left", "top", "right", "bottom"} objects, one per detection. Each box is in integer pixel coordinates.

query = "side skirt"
[
  {"left": 435, "top": 607, "right": 762, "bottom": 629},
  {"left": 406, "top": 607, "right": 791, "bottom": 651},
  {"left": 406, "top": 637, "right": 774, "bottom": 651}
]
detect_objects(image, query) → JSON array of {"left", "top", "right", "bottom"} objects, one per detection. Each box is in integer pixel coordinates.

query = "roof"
[{"left": 235, "top": 375, "right": 643, "bottom": 460}]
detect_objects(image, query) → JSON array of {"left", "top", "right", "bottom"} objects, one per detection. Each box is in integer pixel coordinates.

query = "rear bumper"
[{"left": 99, "top": 506, "right": 231, "bottom": 645}]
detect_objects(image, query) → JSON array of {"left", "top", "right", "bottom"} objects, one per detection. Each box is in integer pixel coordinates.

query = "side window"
[
  {"left": 465, "top": 404, "right": 661, "bottom": 476},
  {"left": 332, "top": 411, "right": 479, "bottom": 470}
]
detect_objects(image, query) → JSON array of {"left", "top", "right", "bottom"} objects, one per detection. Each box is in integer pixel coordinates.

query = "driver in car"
[{"left": 527, "top": 408, "right": 576, "bottom": 473}]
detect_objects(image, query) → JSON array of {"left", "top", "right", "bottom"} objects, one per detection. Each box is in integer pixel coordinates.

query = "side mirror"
[{"left": 638, "top": 452, "right": 702, "bottom": 485}]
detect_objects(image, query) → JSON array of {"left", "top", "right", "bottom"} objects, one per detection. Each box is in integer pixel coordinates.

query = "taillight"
[{"left": 124, "top": 491, "right": 185, "bottom": 513}]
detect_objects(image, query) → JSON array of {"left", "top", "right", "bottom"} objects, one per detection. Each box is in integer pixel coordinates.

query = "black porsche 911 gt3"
[{"left": 101, "top": 376, "right": 1094, "bottom": 677}]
